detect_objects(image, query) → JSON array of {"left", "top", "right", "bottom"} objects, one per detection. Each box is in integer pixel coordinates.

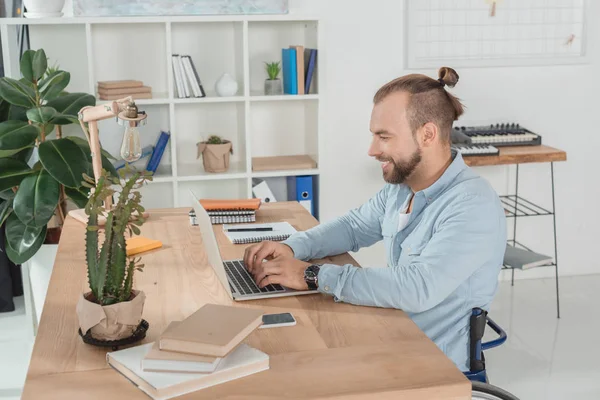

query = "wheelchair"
[{"left": 464, "top": 308, "right": 520, "bottom": 400}]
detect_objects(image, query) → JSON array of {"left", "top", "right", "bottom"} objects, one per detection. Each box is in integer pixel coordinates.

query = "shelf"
[
  {"left": 500, "top": 195, "right": 553, "bottom": 217},
  {"left": 250, "top": 93, "right": 319, "bottom": 101},
  {"left": 173, "top": 95, "right": 245, "bottom": 104},
  {"left": 177, "top": 162, "right": 247, "bottom": 181},
  {"left": 252, "top": 168, "right": 319, "bottom": 178}
]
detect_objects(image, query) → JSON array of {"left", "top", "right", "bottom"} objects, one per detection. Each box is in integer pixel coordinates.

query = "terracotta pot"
[
  {"left": 197, "top": 140, "right": 233, "bottom": 173},
  {"left": 76, "top": 289, "right": 146, "bottom": 341}
]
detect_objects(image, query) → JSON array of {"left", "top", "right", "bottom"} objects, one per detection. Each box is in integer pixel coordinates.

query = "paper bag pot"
[
  {"left": 197, "top": 140, "right": 233, "bottom": 173},
  {"left": 76, "top": 289, "right": 146, "bottom": 341}
]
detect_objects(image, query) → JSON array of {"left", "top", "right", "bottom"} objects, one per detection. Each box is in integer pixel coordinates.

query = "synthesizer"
[
  {"left": 452, "top": 143, "right": 499, "bottom": 157},
  {"left": 452, "top": 123, "right": 542, "bottom": 147}
]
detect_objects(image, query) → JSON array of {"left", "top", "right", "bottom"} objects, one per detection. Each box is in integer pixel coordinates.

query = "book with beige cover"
[{"left": 159, "top": 304, "right": 264, "bottom": 357}]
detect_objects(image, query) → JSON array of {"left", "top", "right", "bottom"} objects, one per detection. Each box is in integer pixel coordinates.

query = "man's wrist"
[{"left": 304, "top": 264, "right": 321, "bottom": 290}]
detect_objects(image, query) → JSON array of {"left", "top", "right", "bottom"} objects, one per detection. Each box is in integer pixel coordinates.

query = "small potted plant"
[
  {"left": 75, "top": 168, "right": 151, "bottom": 342},
  {"left": 196, "top": 135, "right": 233, "bottom": 173},
  {"left": 264, "top": 61, "right": 282, "bottom": 95}
]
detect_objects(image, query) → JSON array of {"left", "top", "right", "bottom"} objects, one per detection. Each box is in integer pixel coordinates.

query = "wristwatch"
[{"left": 304, "top": 264, "right": 321, "bottom": 290}]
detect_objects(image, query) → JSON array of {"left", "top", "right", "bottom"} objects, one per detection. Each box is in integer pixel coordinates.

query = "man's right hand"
[{"left": 243, "top": 241, "right": 294, "bottom": 274}]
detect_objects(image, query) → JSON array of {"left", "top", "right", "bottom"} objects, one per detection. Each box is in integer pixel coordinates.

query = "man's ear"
[{"left": 421, "top": 122, "right": 438, "bottom": 146}]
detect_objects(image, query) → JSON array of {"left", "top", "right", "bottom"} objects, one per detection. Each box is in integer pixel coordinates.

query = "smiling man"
[{"left": 243, "top": 67, "right": 507, "bottom": 371}]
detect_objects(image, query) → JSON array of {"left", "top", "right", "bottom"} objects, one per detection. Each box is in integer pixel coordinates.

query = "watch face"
[{"left": 305, "top": 269, "right": 317, "bottom": 279}]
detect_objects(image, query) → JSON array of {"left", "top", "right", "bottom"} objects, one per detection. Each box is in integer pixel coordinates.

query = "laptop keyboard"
[{"left": 223, "top": 260, "right": 285, "bottom": 296}]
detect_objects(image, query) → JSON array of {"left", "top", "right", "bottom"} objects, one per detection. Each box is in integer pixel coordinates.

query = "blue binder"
[
  {"left": 287, "top": 175, "right": 314, "bottom": 216},
  {"left": 282, "top": 48, "right": 297, "bottom": 94}
]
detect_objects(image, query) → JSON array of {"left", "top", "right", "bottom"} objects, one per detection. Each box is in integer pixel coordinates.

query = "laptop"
[{"left": 190, "top": 191, "right": 318, "bottom": 301}]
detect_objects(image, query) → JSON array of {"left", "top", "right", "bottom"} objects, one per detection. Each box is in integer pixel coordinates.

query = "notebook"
[
  {"left": 159, "top": 303, "right": 264, "bottom": 357},
  {"left": 107, "top": 342, "right": 269, "bottom": 400},
  {"left": 199, "top": 198, "right": 261, "bottom": 212},
  {"left": 126, "top": 236, "right": 163, "bottom": 256},
  {"left": 503, "top": 244, "right": 553, "bottom": 270},
  {"left": 222, "top": 222, "right": 297, "bottom": 244}
]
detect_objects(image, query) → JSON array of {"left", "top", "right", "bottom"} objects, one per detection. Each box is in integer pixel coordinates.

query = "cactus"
[
  {"left": 264, "top": 61, "right": 281, "bottom": 80},
  {"left": 83, "top": 167, "right": 152, "bottom": 306},
  {"left": 207, "top": 135, "right": 223, "bottom": 145}
]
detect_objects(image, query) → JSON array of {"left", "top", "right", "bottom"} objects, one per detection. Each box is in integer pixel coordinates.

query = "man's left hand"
[{"left": 250, "top": 256, "right": 312, "bottom": 291}]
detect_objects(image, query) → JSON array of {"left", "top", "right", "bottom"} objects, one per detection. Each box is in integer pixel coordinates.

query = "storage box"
[{"left": 73, "top": 0, "right": 289, "bottom": 17}]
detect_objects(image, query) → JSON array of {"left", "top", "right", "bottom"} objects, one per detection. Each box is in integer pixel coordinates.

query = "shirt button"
[{"left": 324, "top": 285, "right": 330, "bottom": 292}]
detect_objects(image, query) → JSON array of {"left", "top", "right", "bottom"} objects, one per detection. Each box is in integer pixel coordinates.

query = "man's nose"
[{"left": 368, "top": 138, "right": 380, "bottom": 157}]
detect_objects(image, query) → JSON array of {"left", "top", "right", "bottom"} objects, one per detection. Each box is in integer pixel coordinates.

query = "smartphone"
[{"left": 260, "top": 312, "right": 296, "bottom": 329}]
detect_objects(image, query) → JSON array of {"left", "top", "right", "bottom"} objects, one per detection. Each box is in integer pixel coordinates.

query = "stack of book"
[
  {"left": 171, "top": 54, "right": 206, "bottom": 99},
  {"left": 106, "top": 303, "right": 268, "bottom": 400},
  {"left": 190, "top": 198, "right": 262, "bottom": 225},
  {"left": 282, "top": 45, "right": 318, "bottom": 95},
  {"left": 97, "top": 79, "right": 153, "bottom": 100}
]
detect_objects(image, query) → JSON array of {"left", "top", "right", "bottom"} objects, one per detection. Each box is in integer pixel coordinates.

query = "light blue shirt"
[{"left": 283, "top": 150, "right": 507, "bottom": 371}]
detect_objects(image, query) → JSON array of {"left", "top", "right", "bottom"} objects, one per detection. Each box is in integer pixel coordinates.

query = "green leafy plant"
[
  {"left": 84, "top": 168, "right": 152, "bottom": 306},
  {"left": 0, "top": 48, "right": 117, "bottom": 264},
  {"left": 264, "top": 61, "right": 281, "bottom": 80},
  {"left": 206, "top": 135, "right": 224, "bottom": 145}
]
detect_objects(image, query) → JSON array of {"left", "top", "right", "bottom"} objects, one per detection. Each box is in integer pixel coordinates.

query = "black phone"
[{"left": 260, "top": 312, "right": 296, "bottom": 329}]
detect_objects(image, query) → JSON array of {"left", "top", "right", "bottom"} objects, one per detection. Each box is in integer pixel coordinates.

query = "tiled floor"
[{"left": 1, "top": 275, "right": 599, "bottom": 399}]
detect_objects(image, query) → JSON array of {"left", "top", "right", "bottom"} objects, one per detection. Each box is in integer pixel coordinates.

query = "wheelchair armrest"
[{"left": 481, "top": 316, "right": 507, "bottom": 351}]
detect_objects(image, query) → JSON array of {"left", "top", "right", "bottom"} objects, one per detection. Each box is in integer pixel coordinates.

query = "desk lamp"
[{"left": 69, "top": 96, "right": 148, "bottom": 224}]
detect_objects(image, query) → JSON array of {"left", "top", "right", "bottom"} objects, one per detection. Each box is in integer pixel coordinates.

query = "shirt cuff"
[
  {"left": 281, "top": 234, "right": 311, "bottom": 261},
  {"left": 317, "top": 264, "right": 344, "bottom": 300}
]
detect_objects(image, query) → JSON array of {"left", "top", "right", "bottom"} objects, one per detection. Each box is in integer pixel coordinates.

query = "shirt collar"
[{"left": 420, "top": 149, "right": 467, "bottom": 203}]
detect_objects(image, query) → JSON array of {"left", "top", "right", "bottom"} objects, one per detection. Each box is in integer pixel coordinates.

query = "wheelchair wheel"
[{"left": 471, "top": 381, "right": 520, "bottom": 400}]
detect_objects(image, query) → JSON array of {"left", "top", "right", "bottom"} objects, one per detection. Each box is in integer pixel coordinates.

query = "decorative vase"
[
  {"left": 23, "top": 0, "right": 65, "bottom": 17},
  {"left": 215, "top": 73, "right": 238, "bottom": 97},
  {"left": 197, "top": 140, "right": 233, "bottom": 173},
  {"left": 264, "top": 79, "right": 283, "bottom": 95},
  {"left": 76, "top": 289, "right": 146, "bottom": 341}
]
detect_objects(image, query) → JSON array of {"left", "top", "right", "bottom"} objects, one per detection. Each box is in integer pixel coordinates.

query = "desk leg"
[
  {"left": 511, "top": 164, "right": 519, "bottom": 286},
  {"left": 551, "top": 162, "right": 560, "bottom": 318}
]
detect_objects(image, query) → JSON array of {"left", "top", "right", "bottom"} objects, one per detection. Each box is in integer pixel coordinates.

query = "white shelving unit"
[{"left": 0, "top": 15, "right": 321, "bottom": 214}]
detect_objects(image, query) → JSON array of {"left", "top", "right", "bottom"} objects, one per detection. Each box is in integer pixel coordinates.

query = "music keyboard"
[
  {"left": 452, "top": 123, "right": 541, "bottom": 147},
  {"left": 452, "top": 143, "right": 499, "bottom": 157}
]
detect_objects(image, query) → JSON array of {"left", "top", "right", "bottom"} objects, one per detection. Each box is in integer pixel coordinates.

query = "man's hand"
[
  {"left": 243, "top": 240, "right": 294, "bottom": 274},
  {"left": 251, "top": 255, "right": 311, "bottom": 290}
]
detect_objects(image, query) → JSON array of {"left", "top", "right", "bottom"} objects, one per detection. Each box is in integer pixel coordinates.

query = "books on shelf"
[
  {"left": 282, "top": 46, "right": 318, "bottom": 95},
  {"left": 106, "top": 305, "right": 268, "bottom": 399},
  {"left": 189, "top": 198, "right": 261, "bottom": 225},
  {"left": 171, "top": 54, "right": 206, "bottom": 99},
  {"left": 97, "top": 79, "right": 153, "bottom": 100},
  {"left": 504, "top": 244, "right": 554, "bottom": 270}
]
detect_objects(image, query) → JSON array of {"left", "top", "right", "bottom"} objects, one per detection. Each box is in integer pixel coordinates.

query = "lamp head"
[{"left": 117, "top": 100, "right": 148, "bottom": 163}]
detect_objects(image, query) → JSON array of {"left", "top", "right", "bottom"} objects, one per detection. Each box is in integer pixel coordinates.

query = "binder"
[
  {"left": 282, "top": 48, "right": 297, "bottom": 94},
  {"left": 252, "top": 180, "right": 277, "bottom": 203},
  {"left": 287, "top": 175, "right": 314, "bottom": 216}
]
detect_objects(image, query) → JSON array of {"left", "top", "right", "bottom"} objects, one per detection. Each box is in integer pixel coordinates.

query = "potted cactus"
[
  {"left": 75, "top": 168, "right": 151, "bottom": 342},
  {"left": 196, "top": 135, "right": 233, "bottom": 173},
  {"left": 264, "top": 61, "right": 282, "bottom": 95}
]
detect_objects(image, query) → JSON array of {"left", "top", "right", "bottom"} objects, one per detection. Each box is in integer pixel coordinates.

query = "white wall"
[{"left": 288, "top": 0, "right": 600, "bottom": 281}]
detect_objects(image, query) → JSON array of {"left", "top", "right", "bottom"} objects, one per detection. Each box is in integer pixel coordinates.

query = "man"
[{"left": 243, "top": 67, "right": 507, "bottom": 371}]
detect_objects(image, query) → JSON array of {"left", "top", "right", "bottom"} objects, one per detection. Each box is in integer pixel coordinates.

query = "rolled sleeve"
[{"left": 282, "top": 234, "right": 311, "bottom": 261}]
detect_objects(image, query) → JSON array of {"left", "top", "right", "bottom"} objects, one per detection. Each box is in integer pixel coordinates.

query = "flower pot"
[
  {"left": 23, "top": 0, "right": 65, "bottom": 17},
  {"left": 197, "top": 140, "right": 233, "bottom": 173},
  {"left": 264, "top": 79, "right": 283, "bottom": 95},
  {"left": 215, "top": 73, "right": 238, "bottom": 97},
  {"left": 76, "top": 289, "right": 146, "bottom": 341}
]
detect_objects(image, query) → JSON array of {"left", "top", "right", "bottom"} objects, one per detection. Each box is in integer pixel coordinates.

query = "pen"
[{"left": 226, "top": 227, "right": 273, "bottom": 232}]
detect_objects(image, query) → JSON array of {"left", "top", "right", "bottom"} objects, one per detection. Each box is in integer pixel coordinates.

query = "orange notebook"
[
  {"left": 126, "top": 236, "right": 162, "bottom": 256},
  {"left": 159, "top": 304, "right": 263, "bottom": 357},
  {"left": 199, "top": 198, "right": 261, "bottom": 211}
]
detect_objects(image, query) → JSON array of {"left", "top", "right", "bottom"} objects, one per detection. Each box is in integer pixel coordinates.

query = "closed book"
[
  {"left": 290, "top": 45, "right": 304, "bottom": 94},
  {"left": 99, "top": 92, "right": 152, "bottom": 100},
  {"left": 504, "top": 244, "right": 553, "bottom": 270},
  {"left": 98, "top": 86, "right": 152, "bottom": 96},
  {"left": 304, "top": 48, "right": 317, "bottom": 94},
  {"left": 209, "top": 215, "right": 256, "bottom": 225},
  {"left": 281, "top": 47, "right": 297, "bottom": 94},
  {"left": 159, "top": 303, "right": 264, "bottom": 357},
  {"left": 107, "top": 342, "right": 269, "bottom": 400},
  {"left": 97, "top": 79, "right": 143, "bottom": 89},
  {"left": 146, "top": 131, "right": 171, "bottom": 173},
  {"left": 199, "top": 198, "right": 261, "bottom": 212},
  {"left": 126, "top": 236, "right": 163, "bottom": 256}
]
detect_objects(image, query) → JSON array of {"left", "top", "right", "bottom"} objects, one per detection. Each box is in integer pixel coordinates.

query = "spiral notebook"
[{"left": 223, "top": 222, "right": 297, "bottom": 244}]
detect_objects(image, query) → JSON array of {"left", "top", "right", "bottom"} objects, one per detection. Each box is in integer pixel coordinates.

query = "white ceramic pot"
[
  {"left": 215, "top": 73, "right": 239, "bottom": 97},
  {"left": 23, "top": 0, "right": 65, "bottom": 17}
]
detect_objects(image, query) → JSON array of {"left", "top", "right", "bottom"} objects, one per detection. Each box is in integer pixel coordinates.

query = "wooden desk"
[
  {"left": 462, "top": 144, "right": 567, "bottom": 167},
  {"left": 21, "top": 202, "right": 470, "bottom": 400}
]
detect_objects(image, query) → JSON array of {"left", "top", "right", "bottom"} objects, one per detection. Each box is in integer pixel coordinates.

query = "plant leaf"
[
  {"left": 50, "top": 114, "right": 78, "bottom": 126},
  {"left": 9, "top": 147, "right": 34, "bottom": 164},
  {"left": 45, "top": 93, "right": 95, "bottom": 124},
  {"left": 65, "top": 186, "right": 90, "bottom": 209},
  {"left": 13, "top": 169, "right": 59, "bottom": 227},
  {"left": 0, "top": 121, "right": 39, "bottom": 158},
  {"left": 0, "top": 198, "right": 13, "bottom": 226},
  {"left": 7, "top": 104, "right": 28, "bottom": 122},
  {"left": 19, "top": 50, "right": 35, "bottom": 83},
  {"left": 0, "top": 77, "right": 37, "bottom": 108},
  {"left": 0, "top": 158, "right": 32, "bottom": 192},
  {"left": 26, "top": 107, "right": 57, "bottom": 125},
  {"left": 40, "top": 71, "right": 70, "bottom": 101},
  {"left": 38, "top": 138, "right": 89, "bottom": 188},
  {"left": 31, "top": 49, "right": 48, "bottom": 82},
  {"left": 0, "top": 188, "right": 15, "bottom": 200},
  {"left": 65, "top": 136, "right": 117, "bottom": 161},
  {"left": 5, "top": 212, "right": 46, "bottom": 264}
]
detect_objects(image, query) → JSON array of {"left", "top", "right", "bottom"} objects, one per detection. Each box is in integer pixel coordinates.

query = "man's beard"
[{"left": 380, "top": 148, "right": 422, "bottom": 184}]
